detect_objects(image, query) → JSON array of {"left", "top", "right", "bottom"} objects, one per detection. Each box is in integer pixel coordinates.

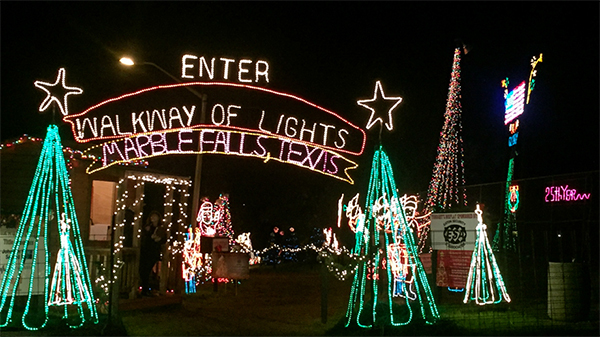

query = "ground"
[{"left": 2, "top": 262, "right": 598, "bottom": 336}]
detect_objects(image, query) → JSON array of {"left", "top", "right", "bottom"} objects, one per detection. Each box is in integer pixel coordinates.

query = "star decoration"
[
  {"left": 357, "top": 81, "right": 402, "bottom": 131},
  {"left": 34, "top": 68, "right": 83, "bottom": 116}
]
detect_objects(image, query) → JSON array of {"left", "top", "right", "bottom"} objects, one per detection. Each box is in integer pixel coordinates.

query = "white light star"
[
  {"left": 34, "top": 68, "right": 83, "bottom": 116},
  {"left": 357, "top": 81, "right": 403, "bottom": 131}
]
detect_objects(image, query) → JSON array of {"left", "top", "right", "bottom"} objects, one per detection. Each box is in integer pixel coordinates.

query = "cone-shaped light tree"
[
  {"left": 1, "top": 68, "right": 97, "bottom": 329},
  {"left": 0, "top": 125, "right": 98, "bottom": 330},
  {"left": 344, "top": 81, "right": 439, "bottom": 328},
  {"left": 425, "top": 46, "right": 467, "bottom": 212},
  {"left": 422, "top": 46, "right": 468, "bottom": 251},
  {"left": 464, "top": 205, "right": 511, "bottom": 305}
]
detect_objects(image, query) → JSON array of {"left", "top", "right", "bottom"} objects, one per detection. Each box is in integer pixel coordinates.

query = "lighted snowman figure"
[{"left": 48, "top": 213, "right": 92, "bottom": 306}]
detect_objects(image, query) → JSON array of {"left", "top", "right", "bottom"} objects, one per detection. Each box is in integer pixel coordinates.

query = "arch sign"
[{"left": 40, "top": 55, "right": 367, "bottom": 184}]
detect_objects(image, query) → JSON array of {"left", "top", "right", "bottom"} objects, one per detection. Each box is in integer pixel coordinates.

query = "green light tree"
[
  {"left": 344, "top": 81, "right": 439, "bottom": 328},
  {"left": 344, "top": 146, "right": 439, "bottom": 328},
  {"left": 0, "top": 125, "right": 98, "bottom": 330}
]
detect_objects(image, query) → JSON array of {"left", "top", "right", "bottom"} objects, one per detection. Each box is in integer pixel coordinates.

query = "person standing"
[{"left": 139, "top": 211, "right": 166, "bottom": 296}]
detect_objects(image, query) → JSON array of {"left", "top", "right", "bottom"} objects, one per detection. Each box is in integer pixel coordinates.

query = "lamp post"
[{"left": 119, "top": 56, "right": 206, "bottom": 230}]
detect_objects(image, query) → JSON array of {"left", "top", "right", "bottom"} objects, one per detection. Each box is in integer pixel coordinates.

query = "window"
[{"left": 89, "top": 180, "right": 116, "bottom": 241}]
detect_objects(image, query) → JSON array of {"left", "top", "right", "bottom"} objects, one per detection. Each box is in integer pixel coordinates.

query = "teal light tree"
[
  {"left": 464, "top": 205, "right": 511, "bottom": 305},
  {"left": 344, "top": 81, "right": 439, "bottom": 328},
  {"left": 421, "top": 45, "right": 468, "bottom": 253},
  {"left": 0, "top": 68, "right": 98, "bottom": 330}
]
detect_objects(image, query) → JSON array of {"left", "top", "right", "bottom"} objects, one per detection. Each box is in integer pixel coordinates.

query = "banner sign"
[
  {"left": 435, "top": 250, "right": 472, "bottom": 288},
  {"left": 430, "top": 212, "right": 477, "bottom": 250},
  {"left": 63, "top": 82, "right": 365, "bottom": 184}
]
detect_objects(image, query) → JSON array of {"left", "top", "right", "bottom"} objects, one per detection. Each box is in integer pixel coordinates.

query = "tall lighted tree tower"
[
  {"left": 0, "top": 69, "right": 98, "bottom": 330},
  {"left": 425, "top": 46, "right": 468, "bottom": 214},
  {"left": 344, "top": 81, "right": 439, "bottom": 328},
  {"left": 421, "top": 46, "right": 468, "bottom": 253}
]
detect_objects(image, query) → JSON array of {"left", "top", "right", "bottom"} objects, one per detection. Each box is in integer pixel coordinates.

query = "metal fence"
[{"left": 429, "top": 171, "right": 599, "bottom": 333}]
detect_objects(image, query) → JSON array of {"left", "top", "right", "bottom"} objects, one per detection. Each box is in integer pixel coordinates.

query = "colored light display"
[
  {"left": 48, "top": 214, "right": 93, "bottom": 306},
  {"left": 99, "top": 174, "right": 191, "bottom": 298},
  {"left": 494, "top": 54, "right": 542, "bottom": 252},
  {"left": 195, "top": 194, "right": 235, "bottom": 241},
  {"left": 181, "top": 54, "right": 270, "bottom": 83},
  {"left": 85, "top": 127, "right": 359, "bottom": 184},
  {"left": 424, "top": 47, "right": 467, "bottom": 252},
  {"left": 504, "top": 81, "right": 526, "bottom": 125},
  {"left": 508, "top": 132, "right": 519, "bottom": 147},
  {"left": 344, "top": 146, "right": 439, "bottom": 328},
  {"left": 356, "top": 81, "right": 403, "bottom": 131},
  {"left": 464, "top": 205, "right": 511, "bottom": 305},
  {"left": 0, "top": 135, "right": 147, "bottom": 171},
  {"left": 545, "top": 185, "right": 591, "bottom": 202},
  {"left": 526, "top": 53, "right": 543, "bottom": 104},
  {"left": 493, "top": 158, "right": 518, "bottom": 252},
  {"left": 235, "top": 232, "right": 260, "bottom": 265},
  {"left": 63, "top": 82, "right": 365, "bottom": 156},
  {"left": 508, "top": 185, "right": 520, "bottom": 213},
  {"left": 399, "top": 194, "right": 431, "bottom": 252},
  {"left": 184, "top": 194, "right": 237, "bottom": 292},
  {"left": 34, "top": 68, "right": 83, "bottom": 116},
  {"left": 0, "top": 125, "right": 98, "bottom": 330}
]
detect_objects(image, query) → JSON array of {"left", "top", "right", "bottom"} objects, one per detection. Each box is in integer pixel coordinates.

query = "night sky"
[{"left": 2, "top": 2, "right": 598, "bottom": 247}]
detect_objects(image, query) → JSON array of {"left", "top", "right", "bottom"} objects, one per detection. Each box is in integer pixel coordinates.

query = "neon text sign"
[
  {"left": 544, "top": 185, "right": 591, "bottom": 202},
  {"left": 181, "top": 54, "right": 269, "bottom": 83},
  {"left": 59, "top": 79, "right": 365, "bottom": 183}
]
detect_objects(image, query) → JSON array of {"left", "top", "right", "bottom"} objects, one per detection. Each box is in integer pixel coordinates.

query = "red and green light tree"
[{"left": 421, "top": 46, "right": 468, "bottom": 252}]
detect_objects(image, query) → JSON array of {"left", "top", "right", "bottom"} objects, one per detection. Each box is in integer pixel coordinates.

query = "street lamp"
[{"left": 119, "top": 55, "right": 206, "bottom": 229}]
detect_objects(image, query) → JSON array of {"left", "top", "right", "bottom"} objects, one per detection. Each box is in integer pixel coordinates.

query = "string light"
[
  {"left": 464, "top": 205, "right": 511, "bottom": 305},
  {"left": 0, "top": 125, "right": 98, "bottom": 330},
  {"left": 493, "top": 53, "right": 542, "bottom": 252},
  {"left": 63, "top": 81, "right": 366, "bottom": 157},
  {"left": 344, "top": 146, "right": 439, "bottom": 328},
  {"left": 48, "top": 214, "right": 93, "bottom": 307},
  {"left": 504, "top": 81, "right": 526, "bottom": 125},
  {"left": 0, "top": 135, "right": 147, "bottom": 171},
  {"left": 96, "top": 173, "right": 191, "bottom": 299},
  {"left": 84, "top": 127, "right": 359, "bottom": 184},
  {"left": 526, "top": 53, "right": 543, "bottom": 104},
  {"left": 424, "top": 47, "right": 468, "bottom": 252},
  {"left": 508, "top": 185, "right": 520, "bottom": 213},
  {"left": 357, "top": 81, "right": 403, "bottom": 131},
  {"left": 34, "top": 68, "right": 82, "bottom": 116},
  {"left": 545, "top": 185, "right": 591, "bottom": 202}
]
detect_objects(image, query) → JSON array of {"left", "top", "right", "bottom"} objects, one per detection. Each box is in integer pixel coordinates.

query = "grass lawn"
[
  {"left": 119, "top": 263, "right": 598, "bottom": 336},
  {"left": 3, "top": 262, "right": 597, "bottom": 335},
  {"left": 121, "top": 263, "right": 351, "bottom": 336}
]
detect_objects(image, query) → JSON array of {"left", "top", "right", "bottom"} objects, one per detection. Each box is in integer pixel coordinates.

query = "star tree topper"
[
  {"left": 357, "top": 80, "right": 403, "bottom": 131},
  {"left": 34, "top": 68, "right": 83, "bottom": 116}
]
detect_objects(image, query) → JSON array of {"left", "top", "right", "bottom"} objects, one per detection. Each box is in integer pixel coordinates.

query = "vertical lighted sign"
[
  {"left": 504, "top": 81, "right": 526, "bottom": 125},
  {"left": 493, "top": 53, "right": 542, "bottom": 253}
]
